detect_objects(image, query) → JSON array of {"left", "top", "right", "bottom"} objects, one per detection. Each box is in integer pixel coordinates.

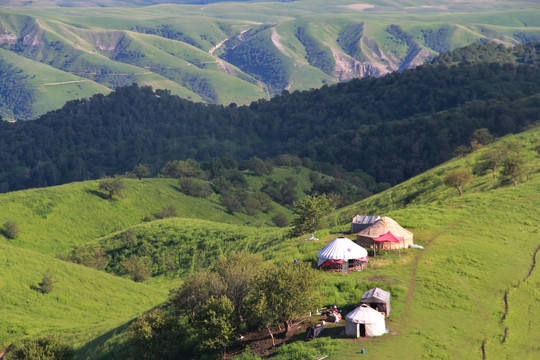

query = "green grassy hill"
[
  {"left": 2, "top": 0, "right": 540, "bottom": 118},
  {"left": 0, "top": 124, "right": 538, "bottom": 359}
]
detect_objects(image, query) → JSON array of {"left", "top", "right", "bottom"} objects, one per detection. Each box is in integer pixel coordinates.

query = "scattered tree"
[
  {"left": 3, "top": 219, "right": 19, "bottom": 239},
  {"left": 444, "top": 168, "right": 473, "bottom": 196},
  {"left": 500, "top": 151, "right": 525, "bottom": 186},
  {"left": 245, "top": 157, "right": 272, "bottom": 175},
  {"left": 290, "top": 194, "right": 334, "bottom": 236},
  {"left": 471, "top": 128, "right": 494, "bottom": 146},
  {"left": 133, "top": 164, "right": 150, "bottom": 180},
  {"left": 98, "top": 176, "right": 124, "bottom": 201},
  {"left": 474, "top": 144, "right": 508, "bottom": 179}
]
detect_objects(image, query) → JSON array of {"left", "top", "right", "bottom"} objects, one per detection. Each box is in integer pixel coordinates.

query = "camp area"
[
  {"left": 317, "top": 237, "right": 369, "bottom": 272},
  {"left": 354, "top": 216, "right": 414, "bottom": 250}
]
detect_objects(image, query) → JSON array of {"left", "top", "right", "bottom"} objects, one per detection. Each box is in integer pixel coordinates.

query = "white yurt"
[
  {"left": 317, "top": 237, "right": 368, "bottom": 272},
  {"left": 345, "top": 304, "right": 386, "bottom": 338}
]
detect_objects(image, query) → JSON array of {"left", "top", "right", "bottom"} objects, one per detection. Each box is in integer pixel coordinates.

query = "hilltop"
[{"left": 1, "top": 0, "right": 540, "bottom": 119}]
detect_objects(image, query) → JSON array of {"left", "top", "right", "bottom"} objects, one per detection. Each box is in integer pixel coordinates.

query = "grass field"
[{"left": 0, "top": 128, "right": 538, "bottom": 358}]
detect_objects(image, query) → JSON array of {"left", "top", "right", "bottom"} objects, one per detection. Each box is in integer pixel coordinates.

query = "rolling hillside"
[
  {"left": 1, "top": 0, "right": 540, "bottom": 119},
  {"left": 0, "top": 126, "right": 538, "bottom": 359}
]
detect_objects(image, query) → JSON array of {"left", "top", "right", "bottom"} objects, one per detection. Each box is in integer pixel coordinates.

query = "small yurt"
[
  {"left": 317, "top": 237, "right": 368, "bottom": 272},
  {"left": 361, "top": 287, "right": 391, "bottom": 317},
  {"left": 356, "top": 217, "right": 413, "bottom": 250},
  {"left": 345, "top": 304, "right": 386, "bottom": 338}
]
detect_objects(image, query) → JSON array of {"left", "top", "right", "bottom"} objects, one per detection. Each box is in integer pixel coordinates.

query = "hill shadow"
[{"left": 76, "top": 319, "right": 134, "bottom": 360}]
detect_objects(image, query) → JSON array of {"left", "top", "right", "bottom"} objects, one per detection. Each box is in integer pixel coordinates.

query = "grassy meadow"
[{"left": 0, "top": 127, "right": 539, "bottom": 358}]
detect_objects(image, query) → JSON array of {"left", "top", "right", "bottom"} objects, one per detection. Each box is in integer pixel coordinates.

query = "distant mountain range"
[{"left": 1, "top": 0, "right": 540, "bottom": 119}]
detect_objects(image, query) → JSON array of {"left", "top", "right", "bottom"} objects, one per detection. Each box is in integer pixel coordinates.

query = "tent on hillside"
[
  {"left": 317, "top": 237, "right": 368, "bottom": 272},
  {"left": 345, "top": 304, "right": 386, "bottom": 338},
  {"left": 356, "top": 217, "right": 413, "bottom": 250},
  {"left": 350, "top": 215, "right": 381, "bottom": 233},
  {"left": 361, "top": 287, "right": 391, "bottom": 317}
]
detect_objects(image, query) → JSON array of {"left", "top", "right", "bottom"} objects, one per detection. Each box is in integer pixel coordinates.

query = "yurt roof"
[
  {"left": 361, "top": 288, "right": 391, "bottom": 303},
  {"left": 357, "top": 217, "right": 413, "bottom": 240},
  {"left": 317, "top": 237, "right": 368, "bottom": 266},
  {"left": 345, "top": 304, "right": 385, "bottom": 324},
  {"left": 374, "top": 231, "right": 403, "bottom": 242},
  {"left": 352, "top": 215, "right": 381, "bottom": 225}
]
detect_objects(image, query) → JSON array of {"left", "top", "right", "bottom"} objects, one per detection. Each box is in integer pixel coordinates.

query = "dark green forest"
[{"left": 1, "top": 42, "right": 539, "bottom": 194}]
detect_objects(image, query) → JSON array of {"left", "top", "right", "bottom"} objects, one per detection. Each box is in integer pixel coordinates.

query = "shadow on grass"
[
  {"left": 85, "top": 189, "right": 109, "bottom": 200},
  {"left": 76, "top": 319, "right": 134, "bottom": 360}
]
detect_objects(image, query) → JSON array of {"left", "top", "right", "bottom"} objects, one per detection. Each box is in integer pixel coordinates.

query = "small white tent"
[
  {"left": 345, "top": 304, "right": 386, "bottom": 337},
  {"left": 317, "top": 237, "right": 368, "bottom": 272}
]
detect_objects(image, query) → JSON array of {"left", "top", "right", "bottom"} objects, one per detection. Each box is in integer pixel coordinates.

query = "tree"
[
  {"left": 155, "top": 205, "right": 177, "bottom": 219},
  {"left": 212, "top": 252, "right": 263, "bottom": 328},
  {"left": 193, "top": 296, "right": 236, "bottom": 357},
  {"left": 471, "top": 128, "right": 494, "bottom": 146},
  {"left": 98, "top": 176, "right": 124, "bottom": 201},
  {"left": 290, "top": 194, "right": 334, "bottom": 236},
  {"left": 133, "top": 164, "right": 150, "bottom": 180},
  {"left": 500, "top": 151, "right": 525, "bottom": 186},
  {"left": 444, "top": 168, "right": 473, "bottom": 196},
  {"left": 247, "top": 262, "right": 321, "bottom": 346},
  {"left": 37, "top": 270, "right": 57, "bottom": 294},
  {"left": 245, "top": 156, "right": 272, "bottom": 175},
  {"left": 474, "top": 144, "right": 508, "bottom": 179},
  {"left": 161, "top": 159, "right": 204, "bottom": 179},
  {"left": 168, "top": 272, "right": 226, "bottom": 322},
  {"left": 3, "top": 219, "right": 19, "bottom": 239}
]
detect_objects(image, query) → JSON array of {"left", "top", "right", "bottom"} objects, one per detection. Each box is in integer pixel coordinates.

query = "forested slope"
[{"left": 0, "top": 42, "right": 539, "bottom": 193}]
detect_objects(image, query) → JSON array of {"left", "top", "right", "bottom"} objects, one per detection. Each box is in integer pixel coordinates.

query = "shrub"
[
  {"left": 122, "top": 255, "right": 151, "bottom": 282},
  {"left": 9, "top": 335, "right": 74, "bottom": 360},
  {"left": 37, "top": 270, "right": 56, "bottom": 294},
  {"left": 156, "top": 205, "right": 177, "bottom": 219},
  {"left": 3, "top": 219, "right": 19, "bottom": 239},
  {"left": 272, "top": 213, "right": 290, "bottom": 228},
  {"left": 178, "top": 177, "right": 212, "bottom": 197}
]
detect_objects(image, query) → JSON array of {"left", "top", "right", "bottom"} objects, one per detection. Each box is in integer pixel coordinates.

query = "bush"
[
  {"left": 9, "top": 335, "right": 74, "bottom": 360},
  {"left": 156, "top": 205, "right": 177, "bottom": 219},
  {"left": 37, "top": 270, "right": 56, "bottom": 294},
  {"left": 178, "top": 177, "right": 212, "bottom": 197},
  {"left": 3, "top": 219, "right": 19, "bottom": 239},
  {"left": 122, "top": 255, "right": 151, "bottom": 282},
  {"left": 272, "top": 213, "right": 290, "bottom": 228}
]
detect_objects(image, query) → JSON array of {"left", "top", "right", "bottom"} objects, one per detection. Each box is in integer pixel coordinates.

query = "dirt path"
[
  {"left": 500, "top": 243, "right": 540, "bottom": 344},
  {"left": 209, "top": 38, "right": 228, "bottom": 56}
]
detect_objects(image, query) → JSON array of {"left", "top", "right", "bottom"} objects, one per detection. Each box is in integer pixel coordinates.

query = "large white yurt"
[
  {"left": 317, "top": 237, "right": 368, "bottom": 272},
  {"left": 345, "top": 304, "right": 386, "bottom": 338}
]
